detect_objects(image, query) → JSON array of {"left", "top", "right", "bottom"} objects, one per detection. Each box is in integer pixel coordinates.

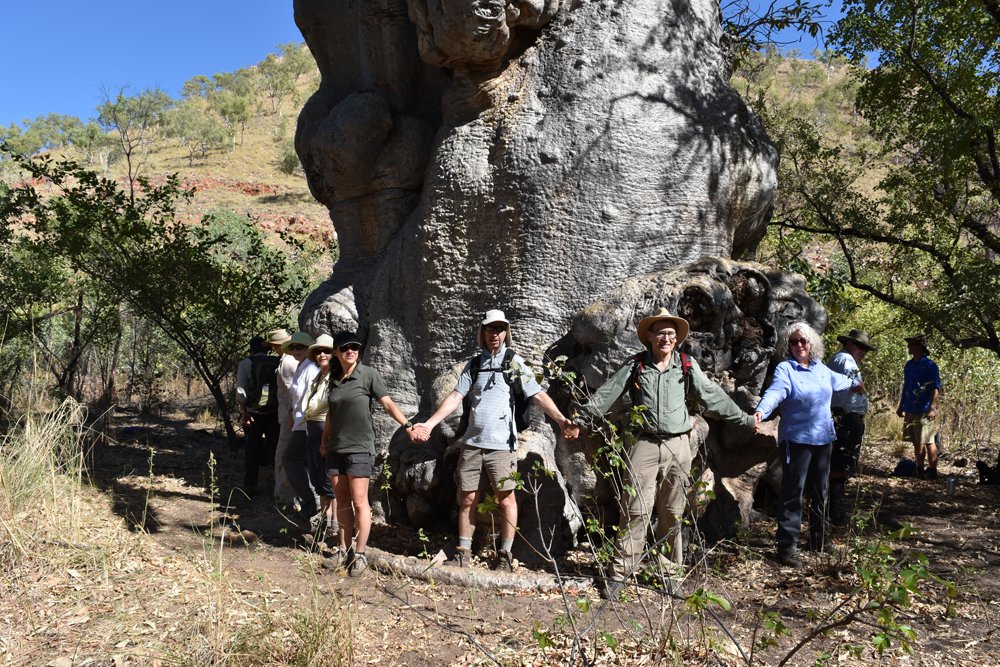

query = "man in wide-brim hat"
[
  {"left": 897, "top": 332, "right": 941, "bottom": 479},
  {"left": 412, "top": 309, "right": 576, "bottom": 571},
  {"left": 568, "top": 307, "right": 758, "bottom": 599},
  {"left": 827, "top": 329, "right": 873, "bottom": 525}
]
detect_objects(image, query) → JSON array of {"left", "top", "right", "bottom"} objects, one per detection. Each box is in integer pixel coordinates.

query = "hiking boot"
[
  {"left": 492, "top": 549, "right": 515, "bottom": 572},
  {"left": 776, "top": 549, "right": 802, "bottom": 569},
  {"left": 349, "top": 552, "right": 368, "bottom": 577},
  {"left": 926, "top": 467, "right": 939, "bottom": 480},
  {"left": 916, "top": 467, "right": 927, "bottom": 480},
  {"left": 445, "top": 547, "right": 468, "bottom": 568},
  {"left": 322, "top": 547, "right": 346, "bottom": 571}
]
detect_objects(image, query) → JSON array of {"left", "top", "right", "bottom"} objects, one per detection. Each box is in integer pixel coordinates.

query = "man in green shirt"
[{"left": 567, "top": 308, "right": 758, "bottom": 598}]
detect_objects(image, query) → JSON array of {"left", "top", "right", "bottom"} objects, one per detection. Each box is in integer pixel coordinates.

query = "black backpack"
[
  {"left": 457, "top": 349, "right": 531, "bottom": 450},
  {"left": 245, "top": 352, "right": 280, "bottom": 414}
]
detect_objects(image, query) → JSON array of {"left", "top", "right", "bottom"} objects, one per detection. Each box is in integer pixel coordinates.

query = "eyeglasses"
[
  {"left": 339, "top": 343, "right": 361, "bottom": 352},
  {"left": 314, "top": 349, "right": 332, "bottom": 356},
  {"left": 484, "top": 324, "right": 507, "bottom": 334},
  {"left": 789, "top": 338, "right": 810, "bottom": 346},
  {"left": 288, "top": 344, "right": 307, "bottom": 351},
  {"left": 652, "top": 330, "right": 677, "bottom": 340}
]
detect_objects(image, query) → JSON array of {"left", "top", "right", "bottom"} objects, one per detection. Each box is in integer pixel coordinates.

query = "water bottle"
[{"left": 259, "top": 383, "right": 270, "bottom": 407}]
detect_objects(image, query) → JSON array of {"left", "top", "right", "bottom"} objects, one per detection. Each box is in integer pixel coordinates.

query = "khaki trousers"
[{"left": 614, "top": 433, "right": 692, "bottom": 578}]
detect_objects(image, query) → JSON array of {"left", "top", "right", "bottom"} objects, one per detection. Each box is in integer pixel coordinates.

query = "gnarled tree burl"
[{"left": 293, "top": 0, "right": 821, "bottom": 565}]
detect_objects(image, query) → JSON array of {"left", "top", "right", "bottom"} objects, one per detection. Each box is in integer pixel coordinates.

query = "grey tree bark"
[{"left": 293, "top": 0, "right": 816, "bottom": 565}]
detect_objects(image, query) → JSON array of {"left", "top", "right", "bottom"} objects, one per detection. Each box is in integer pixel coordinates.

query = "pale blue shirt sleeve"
[{"left": 755, "top": 362, "right": 792, "bottom": 420}]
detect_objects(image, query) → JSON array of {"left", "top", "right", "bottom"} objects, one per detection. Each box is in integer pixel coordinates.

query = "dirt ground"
[{"left": 13, "top": 407, "right": 999, "bottom": 666}]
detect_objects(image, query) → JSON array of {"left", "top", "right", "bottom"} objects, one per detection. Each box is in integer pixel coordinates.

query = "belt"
[{"left": 641, "top": 431, "right": 688, "bottom": 441}]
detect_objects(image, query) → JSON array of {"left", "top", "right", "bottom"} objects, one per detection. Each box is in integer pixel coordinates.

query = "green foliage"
[
  {"left": 0, "top": 150, "right": 309, "bottom": 439},
  {"left": 162, "top": 97, "right": 228, "bottom": 165},
  {"left": 279, "top": 140, "right": 301, "bottom": 176},
  {"left": 721, "top": 0, "right": 828, "bottom": 72},
  {"left": 754, "top": 2, "right": 1000, "bottom": 361},
  {"left": 97, "top": 87, "right": 173, "bottom": 188}
]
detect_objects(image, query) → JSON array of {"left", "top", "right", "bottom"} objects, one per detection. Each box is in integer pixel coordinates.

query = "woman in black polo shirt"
[{"left": 322, "top": 331, "right": 419, "bottom": 576}]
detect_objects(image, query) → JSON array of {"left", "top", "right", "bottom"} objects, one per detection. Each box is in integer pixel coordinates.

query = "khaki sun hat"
[
  {"left": 282, "top": 331, "right": 315, "bottom": 352},
  {"left": 837, "top": 328, "right": 876, "bottom": 352},
  {"left": 636, "top": 307, "right": 690, "bottom": 345},
  {"left": 477, "top": 309, "right": 514, "bottom": 348},
  {"left": 265, "top": 328, "right": 291, "bottom": 346},
  {"left": 308, "top": 333, "right": 335, "bottom": 361}
]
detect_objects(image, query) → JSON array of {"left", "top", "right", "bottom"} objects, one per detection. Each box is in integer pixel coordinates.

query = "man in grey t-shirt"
[{"left": 414, "top": 310, "right": 575, "bottom": 570}]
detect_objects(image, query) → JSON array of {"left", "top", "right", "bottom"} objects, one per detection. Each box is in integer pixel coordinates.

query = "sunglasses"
[
  {"left": 339, "top": 343, "right": 361, "bottom": 352},
  {"left": 484, "top": 324, "right": 507, "bottom": 334},
  {"left": 789, "top": 338, "right": 810, "bottom": 346},
  {"left": 313, "top": 348, "right": 333, "bottom": 355},
  {"left": 288, "top": 344, "right": 307, "bottom": 351}
]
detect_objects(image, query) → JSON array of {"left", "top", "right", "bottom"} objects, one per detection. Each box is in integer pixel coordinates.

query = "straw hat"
[
  {"left": 265, "top": 328, "right": 291, "bottom": 346},
  {"left": 636, "top": 307, "right": 690, "bottom": 345},
  {"left": 308, "top": 333, "right": 335, "bottom": 361}
]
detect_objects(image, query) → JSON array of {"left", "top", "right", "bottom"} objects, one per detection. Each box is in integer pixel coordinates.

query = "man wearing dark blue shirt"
[{"left": 897, "top": 333, "right": 942, "bottom": 480}]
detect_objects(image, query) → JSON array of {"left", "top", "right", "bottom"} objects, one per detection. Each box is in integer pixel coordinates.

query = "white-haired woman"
[{"left": 755, "top": 322, "right": 857, "bottom": 568}]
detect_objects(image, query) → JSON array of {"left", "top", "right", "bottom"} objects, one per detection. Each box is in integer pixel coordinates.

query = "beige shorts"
[
  {"left": 903, "top": 413, "right": 936, "bottom": 445},
  {"left": 457, "top": 445, "right": 518, "bottom": 493}
]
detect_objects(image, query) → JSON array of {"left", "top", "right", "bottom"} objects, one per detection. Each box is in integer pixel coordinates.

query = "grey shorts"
[
  {"left": 326, "top": 451, "right": 374, "bottom": 478},
  {"left": 457, "top": 444, "right": 518, "bottom": 493}
]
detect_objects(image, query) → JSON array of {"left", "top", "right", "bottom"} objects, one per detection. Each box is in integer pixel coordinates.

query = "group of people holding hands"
[{"left": 237, "top": 306, "right": 942, "bottom": 596}]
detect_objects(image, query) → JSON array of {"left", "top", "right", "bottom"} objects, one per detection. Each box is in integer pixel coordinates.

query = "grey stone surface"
[{"left": 293, "top": 0, "right": 811, "bottom": 557}]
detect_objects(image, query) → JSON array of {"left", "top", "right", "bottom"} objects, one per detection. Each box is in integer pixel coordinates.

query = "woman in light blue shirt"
[{"left": 755, "top": 322, "right": 855, "bottom": 568}]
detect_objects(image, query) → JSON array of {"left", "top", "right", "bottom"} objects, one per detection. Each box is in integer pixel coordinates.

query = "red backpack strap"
[{"left": 679, "top": 352, "right": 692, "bottom": 395}]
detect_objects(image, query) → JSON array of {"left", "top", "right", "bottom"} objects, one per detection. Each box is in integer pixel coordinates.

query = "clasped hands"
[{"left": 407, "top": 423, "right": 432, "bottom": 442}]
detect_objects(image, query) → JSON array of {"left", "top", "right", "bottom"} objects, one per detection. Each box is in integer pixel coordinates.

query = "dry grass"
[{"left": 0, "top": 398, "right": 354, "bottom": 665}]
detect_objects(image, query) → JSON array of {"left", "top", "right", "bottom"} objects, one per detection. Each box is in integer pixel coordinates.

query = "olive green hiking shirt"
[{"left": 580, "top": 350, "right": 754, "bottom": 435}]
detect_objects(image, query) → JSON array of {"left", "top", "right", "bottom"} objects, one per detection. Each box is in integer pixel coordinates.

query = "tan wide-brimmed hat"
[
  {"left": 281, "top": 331, "right": 315, "bottom": 352},
  {"left": 477, "top": 309, "right": 514, "bottom": 348},
  {"left": 265, "top": 328, "right": 291, "bottom": 346},
  {"left": 308, "top": 333, "right": 335, "bottom": 361},
  {"left": 636, "top": 307, "right": 690, "bottom": 345},
  {"left": 837, "top": 328, "right": 876, "bottom": 352}
]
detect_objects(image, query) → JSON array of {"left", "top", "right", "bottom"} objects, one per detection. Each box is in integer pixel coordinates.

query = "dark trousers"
[
  {"left": 829, "top": 411, "right": 865, "bottom": 524},
  {"left": 284, "top": 429, "right": 318, "bottom": 515},
  {"left": 306, "top": 420, "right": 334, "bottom": 498},
  {"left": 244, "top": 411, "right": 279, "bottom": 491},
  {"left": 776, "top": 441, "right": 832, "bottom": 553}
]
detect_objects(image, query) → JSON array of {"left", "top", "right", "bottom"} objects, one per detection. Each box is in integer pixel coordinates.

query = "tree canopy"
[
  {"left": 0, "top": 148, "right": 311, "bottom": 439},
  {"left": 763, "top": 0, "right": 1000, "bottom": 358}
]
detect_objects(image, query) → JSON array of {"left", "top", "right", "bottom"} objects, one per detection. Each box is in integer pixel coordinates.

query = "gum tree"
[{"left": 767, "top": 0, "right": 1000, "bottom": 357}]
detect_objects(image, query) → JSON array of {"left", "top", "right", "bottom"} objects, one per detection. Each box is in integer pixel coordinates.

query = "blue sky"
[
  {"left": 1, "top": 1, "right": 302, "bottom": 127},
  {"left": 2, "top": 1, "right": 844, "bottom": 129}
]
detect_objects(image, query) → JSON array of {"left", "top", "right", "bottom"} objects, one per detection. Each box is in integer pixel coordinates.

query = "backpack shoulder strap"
[
  {"left": 468, "top": 353, "right": 482, "bottom": 383},
  {"left": 500, "top": 348, "right": 517, "bottom": 387},
  {"left": 679, "top": 352, "right": 693, "bottom": 396},
  {"left": 627, "top": 351, "right": 645, "bottom": 402}
]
